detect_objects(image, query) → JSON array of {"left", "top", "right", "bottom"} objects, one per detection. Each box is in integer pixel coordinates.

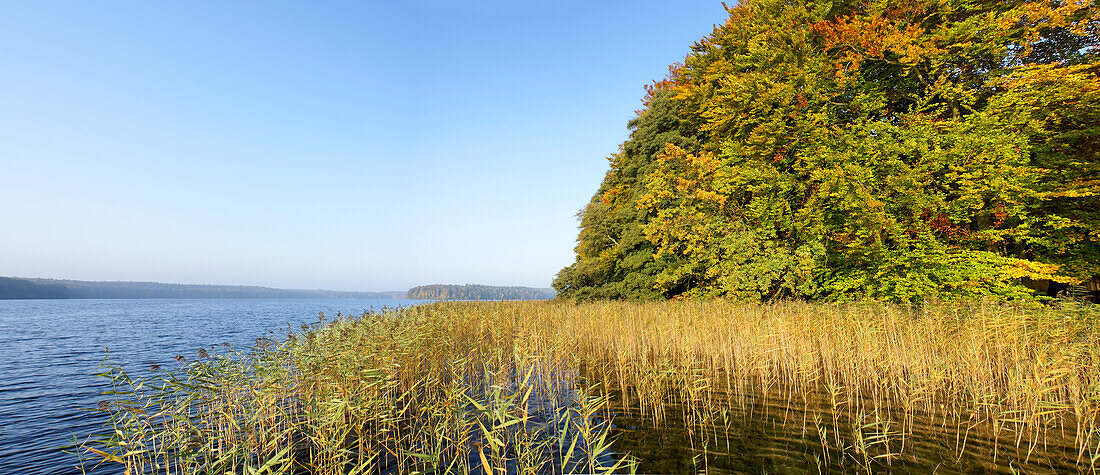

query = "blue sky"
[{"left": 0, "top": 1, "right": 726, "bottom": 291}]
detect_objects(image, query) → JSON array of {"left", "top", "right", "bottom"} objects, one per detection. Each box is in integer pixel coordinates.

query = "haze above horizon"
[{"left": 0, "top": 1, "right": 725, "bottom": 291}]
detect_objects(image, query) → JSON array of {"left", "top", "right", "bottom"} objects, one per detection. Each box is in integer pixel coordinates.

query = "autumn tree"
[
  {"left": 553, "top": 85, "right": 697, "bottom": 300},
  {"left": 560, "top": 0, "right": 1099, "bottom": 303}
]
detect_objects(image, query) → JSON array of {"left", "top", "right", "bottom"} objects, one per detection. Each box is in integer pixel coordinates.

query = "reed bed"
[
  {"left": 516, "top": 300, "right": 1100, "bottom": 472},
  {"left": 81, "top": 308, "right": 629, "bottom": 474},
  {"left": 82, "top": 300, "right": 1100, "bottom": 473}
]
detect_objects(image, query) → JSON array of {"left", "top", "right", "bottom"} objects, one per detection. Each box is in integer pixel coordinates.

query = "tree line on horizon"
[
  {"left": 554, "top": 0, "right": 1099, "bottom": 303},
  {"left": 0, "top": 277, "right": 70, "bottom": 299},
  {"left": 0, "top": 277, "right": 405, "bottom": 300},
  {"left": 406, "top": 284, "right": 556, "bottom": 301}
]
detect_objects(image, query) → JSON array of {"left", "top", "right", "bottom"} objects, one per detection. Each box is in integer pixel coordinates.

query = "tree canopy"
[{"left": 555, "top": 0, "right": 1099, "bottom": 303}]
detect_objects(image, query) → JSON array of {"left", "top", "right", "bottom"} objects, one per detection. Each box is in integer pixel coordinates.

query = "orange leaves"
[
  {"left": 999, "top": 0, "right": 1097, "bottom": 56},
  {"left": 771, "top": 146, "right": 787, "bottom": 164},
  {"left": 638, "top": 62, "right": 689, "bottom": 115},
  {"left": 655, "top": 142, "right": 686, "bottom": 165},
  {"left": 813, "top": 11, "right": 941, "bottom": 86},
  {"left": 992, "top": 202, "right": 1008, "bottom": 227},
  {"left": 644, "top": 144, "right": 725, "bottom": 211},
  {"left": 656, "top": 143, "right": 722, "bottom": 184},
  {"left": 599, "top": 186, "right": 620, "bottom": 206},
  {"left": 922, "top": 211, "right": 972, "bottom": 240}
]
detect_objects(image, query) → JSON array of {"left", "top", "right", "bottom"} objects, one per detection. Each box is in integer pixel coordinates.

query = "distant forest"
[
  {"left": 406, "top": 284, "right": 556, "bottom": 301},
  {"left": 0, "top": 277, "right": 405, "bottom": 300},
  {"left": 0, "top": 278, "right": 70, "bottom": 299}
]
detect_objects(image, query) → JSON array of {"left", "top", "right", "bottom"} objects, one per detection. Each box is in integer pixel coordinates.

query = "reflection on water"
[
  {"left": 603, "top": 382, "right": 1085, "bottom": 473},
  {"left": 7, "top": 299, "right": 1095, "bottom": 473}
]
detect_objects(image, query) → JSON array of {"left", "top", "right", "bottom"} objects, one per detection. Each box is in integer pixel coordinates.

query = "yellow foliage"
[{"left": 1002, "top": 259, "right": 1074, "bottom": 283}]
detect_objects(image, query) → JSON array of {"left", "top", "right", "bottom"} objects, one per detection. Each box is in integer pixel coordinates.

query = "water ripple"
[{"left": 0, "top": 298, "right": 423, "bottom": 474}]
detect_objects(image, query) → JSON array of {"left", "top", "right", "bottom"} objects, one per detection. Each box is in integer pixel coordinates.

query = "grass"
[{"left": 81, "top": 300, "right": 1100, "bottom": 473}]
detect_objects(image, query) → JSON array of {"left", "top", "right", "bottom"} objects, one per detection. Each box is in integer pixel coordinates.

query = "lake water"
[{"left": 0, "top": 298, "right": 425, "bottom": 475}]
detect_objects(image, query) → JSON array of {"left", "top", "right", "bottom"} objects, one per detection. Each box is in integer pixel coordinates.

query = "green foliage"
[
  {"left": 988, "top": 63, "right": 1100, "bottom": 280},
  {"left": 553, "top": 88, "right": 697, "bottom": 300},
  {"left": 560, "top": 0, "right": 1100, "bottom": 303}
]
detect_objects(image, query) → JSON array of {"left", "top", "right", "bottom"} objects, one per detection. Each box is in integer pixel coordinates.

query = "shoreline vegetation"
[{"left": 82, "top": 300, "right": 1100, "bottom": 473}]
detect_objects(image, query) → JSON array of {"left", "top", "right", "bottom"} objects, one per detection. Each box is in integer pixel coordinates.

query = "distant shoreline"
[
  {"left": 0, "top": 276, "right": 405, "bottom": 300},
  {"left": 406, "top": 284, "right": 556, "bottom": 300},
  {"left": 0, "top": 277, "right": 557, "bottom": 301},
  {"left": 0, "top": 297, "right": 414, "bottom": 301}
]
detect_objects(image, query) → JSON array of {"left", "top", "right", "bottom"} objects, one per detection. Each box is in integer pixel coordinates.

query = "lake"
[{"left": 0, "top": 298, "right": 426, "bottom": 475}]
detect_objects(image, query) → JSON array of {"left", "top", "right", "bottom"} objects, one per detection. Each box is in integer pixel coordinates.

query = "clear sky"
[{"left": 0, "top": 1, "right": 727, "bottom": 291}]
